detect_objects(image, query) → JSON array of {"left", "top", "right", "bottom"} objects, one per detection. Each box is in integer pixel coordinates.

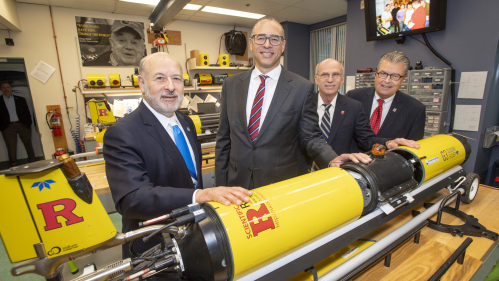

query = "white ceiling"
[{"left": 11, "top": 0, "right": 347, "bottom": 28}]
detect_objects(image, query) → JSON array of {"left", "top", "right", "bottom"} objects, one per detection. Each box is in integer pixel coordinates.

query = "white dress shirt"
[
  {"left": 143, "top": 99, "right": 199, "bottom": 203},
  {"left": 246, "top": 65, "right": 282, "bottom": 126},
  {"left": 3, "top": 95, "right": 19, "bottom": 122},
  {"left": 317, "top": 94, "right": 338, "bottom": 127},
  {"left": 370, "top": 92, "right": 396, "bottom": 128}
]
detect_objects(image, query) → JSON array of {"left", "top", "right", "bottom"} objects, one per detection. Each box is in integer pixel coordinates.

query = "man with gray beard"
[{"left": 104, "top": 52, "right": 251, "bottom": 259}]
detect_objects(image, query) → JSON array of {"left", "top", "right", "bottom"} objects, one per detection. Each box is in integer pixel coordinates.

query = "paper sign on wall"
[
  {"left": 29, "top": 61, "right": 56, "bottom": 84},
  {"left": 453, "top": 105, "right": 481, "bottom": 131},
  {"left": 457, "top": 71, "right": 488, "bottom": 99}
]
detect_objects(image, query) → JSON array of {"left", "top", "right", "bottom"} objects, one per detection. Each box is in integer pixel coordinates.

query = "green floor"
[{"left": 0, "top": 212, "right": 122, "bottom": 281}]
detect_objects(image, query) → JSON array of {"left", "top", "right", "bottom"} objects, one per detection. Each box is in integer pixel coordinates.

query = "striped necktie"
[
  {"left": 320, "top": 104, "right": 332, "bottom": 140},
  {"left": 248, "top": 75, "right": 269, "bottom": 144},
  {"left": 370, "top": 99, "right": 385, "bottom": 134}
]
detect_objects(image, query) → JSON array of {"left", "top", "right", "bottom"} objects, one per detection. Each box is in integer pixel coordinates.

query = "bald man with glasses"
[
  {"left": 347, "top": 51, "right": 426, "bottom": 148},
  {"left": 215, "top": 17, "right": 371, "bottom": 190}
]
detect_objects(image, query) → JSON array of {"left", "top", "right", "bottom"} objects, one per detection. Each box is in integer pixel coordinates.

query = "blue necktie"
[
  {"left": 172, "top": 125, "right": 197, "bottom": 188},
  {"left": 320, "top": 104, "right": 332, "bottom": 140}
]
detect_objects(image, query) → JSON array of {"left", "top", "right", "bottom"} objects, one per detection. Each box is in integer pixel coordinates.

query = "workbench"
[{"left": 352, "top": 184, "right": 499, "bottom": 281}]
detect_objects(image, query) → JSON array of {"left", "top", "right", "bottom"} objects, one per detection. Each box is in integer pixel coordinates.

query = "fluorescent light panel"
[
  {"left": 119, "top": 0, "right": 160, "bottom": 5},
  {"left": 201, "top": 6, "right": 265, "bottom": 19},
  {"left": 184, "top": 4, "right": 202, "bottom": 10}
]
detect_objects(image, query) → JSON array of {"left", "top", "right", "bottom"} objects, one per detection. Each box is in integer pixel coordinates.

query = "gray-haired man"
[{"left": 347, "top": 51, "right": 426, "bottom": 144}]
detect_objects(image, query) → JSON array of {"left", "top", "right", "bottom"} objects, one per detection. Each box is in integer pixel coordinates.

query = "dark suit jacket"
[
  {"left": 215, "top": 67, "right": 337, "bottom": 189},
  {"left": 104, "top": 101, "right": 202, "bottom": 257},
  {"left": 0, "top": 95, "right": 32, "bottom": 131},
  {"left": 346, "top": 87, "right": 425, "bottom": 142},
  {"left": 324, "top": 93, "right": 390, "bottom": 154}
]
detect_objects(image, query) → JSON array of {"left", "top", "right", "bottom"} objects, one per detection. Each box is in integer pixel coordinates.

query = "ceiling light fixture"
[
  {"left": 184, "top": 4, "right": 202, "bottom": 10},
  {"left": 201, "top": 6, "right": 265, "bottom": 19},
  {"left": 119, "top": 0, "right": 160, "bottom": 5}
]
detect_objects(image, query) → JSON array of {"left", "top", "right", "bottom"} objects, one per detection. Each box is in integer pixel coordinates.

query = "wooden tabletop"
[
  {"left": 354, "top": 184, "right": 499, "bottom": 280},
  {"left": 82, "top": 144, "right": 216, "bottom": 195}
]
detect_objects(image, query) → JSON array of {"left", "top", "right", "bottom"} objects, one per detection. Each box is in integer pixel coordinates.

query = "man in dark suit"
[
  {"left": 0, "top": 81, "right": 35, "bottom": 167},
  {"left": 215, "top": 17, "right": 371, "bottom": 190},
  {"left": 314, "top": 59, "right": 418, "bottom": 155},
  {"left": 347, "top": 51, "right": 425, "bottom": 147},
  {"left": 104, "top": 53, "right": 251, "bottom": 258}
]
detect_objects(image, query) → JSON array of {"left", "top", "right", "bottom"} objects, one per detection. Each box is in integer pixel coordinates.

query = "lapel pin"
[
  {"left": 341, "top": 111, "right": 344, "bottom": 115},
  {"left": 187, "top": 127, "right": 190, "bottom": 132},
  {"left": 393, "top": 108, "right": 397, "bottom": 112}
]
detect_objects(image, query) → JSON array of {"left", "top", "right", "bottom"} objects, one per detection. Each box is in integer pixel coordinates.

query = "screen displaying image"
[{"left": 375, "top": 0, "right": 429, "bottom": 37}]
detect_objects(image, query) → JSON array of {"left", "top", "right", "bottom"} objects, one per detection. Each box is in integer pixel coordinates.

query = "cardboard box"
[{"left": 190, "top": 50, "right": 200, "bottom": 66}]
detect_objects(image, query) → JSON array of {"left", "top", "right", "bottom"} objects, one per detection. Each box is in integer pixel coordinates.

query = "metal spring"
[{"left": 69, "top": 87, "right": 82, "bottom": 153}]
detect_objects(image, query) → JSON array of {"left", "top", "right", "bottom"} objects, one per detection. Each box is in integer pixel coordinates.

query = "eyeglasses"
[
  {"left": 319, "top": 72, "right": 342, "bottom": 80},
  {"left": 252, "top": 34, "right": 284, "bottom": 46},
  {"left": 376, "top": 71, "right": 405, "bottom": 81}
]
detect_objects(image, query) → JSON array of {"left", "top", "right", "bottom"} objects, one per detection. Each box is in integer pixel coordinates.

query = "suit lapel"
[
  {"left": 328, "top": 94, "right": 346, "bottom": 143},
  {"left": 378, "top": 92, "right": 402, "bottom": 135},
  {"left": 365, "top": 89, "right": 375, "bottom": 114},
  {"left": 236, "top": 71, "right": 253, "bottom": 144},
  {"left": 257, "top": 68, "right": 292, "bottom": 140},
  {"left": 138, "top": 102, "right": 194, "bottom": 188}
]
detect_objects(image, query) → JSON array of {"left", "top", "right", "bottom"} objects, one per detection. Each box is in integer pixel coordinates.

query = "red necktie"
[
  {"left": 370, "top": 99, "right": 385, "bottom": 134},
  {"left": 248, "top": 75, "right": 269, "bottom": 143}
]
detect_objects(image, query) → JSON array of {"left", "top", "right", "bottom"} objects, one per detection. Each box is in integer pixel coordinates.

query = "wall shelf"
[{"left": 187, "top": 59, "right": 251, "bottom": 71}]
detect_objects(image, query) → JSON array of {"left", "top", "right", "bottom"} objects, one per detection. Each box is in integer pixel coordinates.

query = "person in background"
[
  {"left": 215, "top": 17, "right": 371, "bottom": 190},
  {"left": 0, "top": 81, "right": 35, "bottom": 167},
  {"left": 314, "top": 58, "right": 419, "bottom": 155},
  {"left": 397, "top": 4, "right": 407, "bottom": 32},
  {"left": 381, "top": 4, "right": 393, "bottom": 30},
  {"left": 408, "top": 0, "right": 426, "bottom": 30},
  {"left": 104, "top": 52, "right": 252, "bottom": 259},
  {"left": 347, "top": 51, "right": 426, "bottom": 144},
  {"left": 84, "top": 20, "right": 146, "bottom": 66},
  {"left": 391, "top": 2, "right": 400, "bottom": 33},
  {"left": 404, "top": 1, "right": 414, "bottom": 31}
]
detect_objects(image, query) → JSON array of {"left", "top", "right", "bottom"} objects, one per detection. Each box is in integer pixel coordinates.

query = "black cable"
[
  {"left": 409, "top": 35, "right": 426, "bottom": 46},
  {"left": 422, "top": 33, "right": 452, "bottom": 67},
  {"left": 421, "top": 33, "right": 455, "bottom": 133},
  {"left": 143, "top": 221, "right": 177, "bottom": 243},
  {"left": 7, "top": 29, "right": 11, "bottom": 38}
]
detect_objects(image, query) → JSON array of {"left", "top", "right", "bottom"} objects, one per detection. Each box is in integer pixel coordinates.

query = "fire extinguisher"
[{"left": 47, "top": 110, "right": 62, "bottom": 137}]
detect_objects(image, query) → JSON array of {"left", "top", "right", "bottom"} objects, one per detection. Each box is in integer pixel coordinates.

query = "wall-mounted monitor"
[{"left": 364, "top": 0, "right": 447, "bottom": 42}]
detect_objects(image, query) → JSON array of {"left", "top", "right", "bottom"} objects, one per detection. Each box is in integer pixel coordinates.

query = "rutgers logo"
[
  {"left": 246, "top": 204, "right": 275, "bottom": 236},
  {"left": 37, "top": 199, "right": 84, "bottom": 231}
]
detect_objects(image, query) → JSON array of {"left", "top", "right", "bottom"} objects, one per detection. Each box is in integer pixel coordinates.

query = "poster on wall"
[{"left": 76, "top": 17, "right": 146, "bottom": 67}]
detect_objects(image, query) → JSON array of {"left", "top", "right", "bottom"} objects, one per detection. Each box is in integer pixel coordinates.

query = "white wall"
[
  {"left": 0, "top": 2, "right": 252, "bottom": 158},
  {"left": 0, "top": 0, "right": 21, "bottom": 30}
]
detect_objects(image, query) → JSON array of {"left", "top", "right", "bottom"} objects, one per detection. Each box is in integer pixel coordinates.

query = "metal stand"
[{"left": 416, "top": 190, "right": 498, "bottom": 241}]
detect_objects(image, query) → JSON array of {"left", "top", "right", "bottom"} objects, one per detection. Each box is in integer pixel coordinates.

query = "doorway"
[{"left": 0, "top": 58, "right": 45, "bottom": 169}]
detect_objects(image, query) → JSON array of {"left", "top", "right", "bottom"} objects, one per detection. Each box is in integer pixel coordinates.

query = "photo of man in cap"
[{"left": 79, "top": 18, "right": 146, "bottom": 67}]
